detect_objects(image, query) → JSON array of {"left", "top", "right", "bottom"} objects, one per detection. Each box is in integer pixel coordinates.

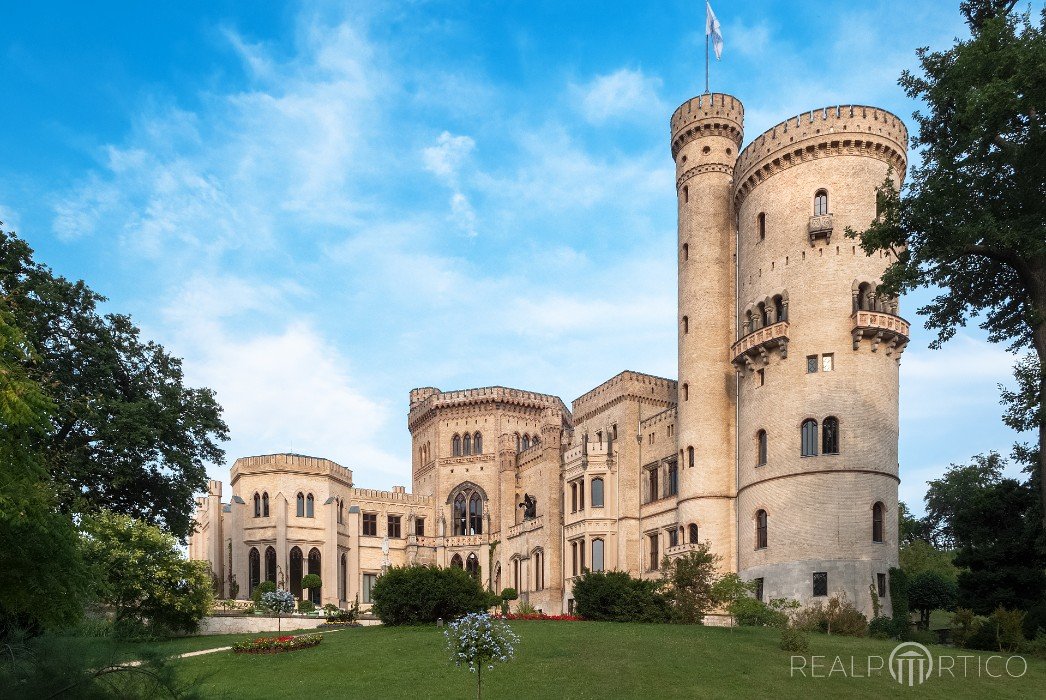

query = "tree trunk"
[{"left": 1034, "top": 307, "right": 1046, "bottom": 532}]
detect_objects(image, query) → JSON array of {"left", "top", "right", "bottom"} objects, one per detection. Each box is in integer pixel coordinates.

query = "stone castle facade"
[{"left": 190, "top": 92, "right": 910, "bottom": 618}]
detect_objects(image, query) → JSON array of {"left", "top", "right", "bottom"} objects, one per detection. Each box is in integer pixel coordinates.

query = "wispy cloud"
[{"left": 573, "top": 68, "right": 666, "bottom": 125}]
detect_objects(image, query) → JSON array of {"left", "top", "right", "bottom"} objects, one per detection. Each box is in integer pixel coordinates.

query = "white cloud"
[
  {"left": 423, "top": 132, "right": 479, "bottom": 237},
  {"left": 574, "top": 68, "right": 665, "bottom": 125}
]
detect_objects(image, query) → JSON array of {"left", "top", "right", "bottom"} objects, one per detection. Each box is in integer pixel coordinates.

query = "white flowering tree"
[
  {"left": 444, "top": 612, "right": 519, "bottom": 699},
  {"left": 260, "top": 589, "right": 296, "bottom": 632}
]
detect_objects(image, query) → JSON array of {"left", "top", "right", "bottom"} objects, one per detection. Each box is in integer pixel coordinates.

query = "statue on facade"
[{"left": 519, "top": 493, "right": 537, "bottom": 520}]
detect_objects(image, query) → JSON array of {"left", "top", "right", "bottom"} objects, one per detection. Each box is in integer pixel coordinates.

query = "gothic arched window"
[
  {"left": 290, "top": 546, "right": 303, "bottom": 598},
  {"left": 757, "top": 430, "right": 768, "bottom": 466},
  {"left": 265, "top": 546, "right": 277, "bottom": 583},
  {"left": 296, "top": 492, "right": 305, "bottom": 517},
  {"left": 468, "top": 493, "right": 483, "bottom": 535},
  {"left": 248, "top": 547, "right": 260, "bottom": 595},
  {"left": 814, "top": 189, "right": 829, "bottom": 216},
  {"left": 756, "top": 510, "right": 768, "bottom": 549},
  {"left": 308, "top": 548, "right": 322, "bottom": 604},
  {"left": 466, "top": 552, "right": 480, "bottom": 580},
  {"left": 463, "top": 432, "right": 472, "bottom": 456},
  {"left": 452, "top": 434, "right": 462, "bottom": 456},
  {"left": 451, "top": 553, "right": 463, "bottom": 569},
  {"left": 253, "top": 493, "right": 261, "bottom": 517},
  {"left": 801, "top": 419, "right": 819, "bottom": 457},
  {"left": 473, "top": 432, "right": 482, "bottom": 454},
  {"left": 688, "top": 523, "right": 699, "bottom": 543},
  {"left": 521, "top": 434, "right": 531, "bottom": 450},
  {"left": 822, "top": 416, "right": 840, "bottom": 454},
  {"left": 773, "top": 294, "right": 786, "bottom": 323},
  {"left": 262, "top": 492, "right": 269, "bottom": 517},
  {"left": 306, "top": 493, "right": 315, "bottom": 518},
  {"left": 453, "top": 493, "right": 467, "bottom": 536}
]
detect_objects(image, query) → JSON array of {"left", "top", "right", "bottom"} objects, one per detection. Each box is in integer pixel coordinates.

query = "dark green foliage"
[
  {"left": 0, "top": 228, "right": 229, "bottom": 539},
  {"left": 660, "top": 544, "right": 721, "bottom": 623},
  {"left": 908, "top": 571, "right": 959, "bottom": 629},
  {"left": 951, "top": 608, "right": 979, "bottom": 648},
  {"left": 868, "top": 616, "right": 896, "bottom": 639},
  {"left": 729, "top": 597, "right": 787, "bottom": 628},
  {"left": 371, "top": 565, "right": 494, "bottom": 625},
  {"left": 848, "top": 5, "right": 1046, "bottom": 528},
  {"left": 81, "top": 511, "right": 213, "bottom": 636},
  {"left": 251, "top": 580, "right": 276, "bottom": 604},
  {"left": 500, "top": 588, "right": 518, "bottom": 601},
  {"left": 888, "top": 567, "right": 911, "bottom": 639},
  {"left": 965, "top": 607, "right": 1028, "bottom": 652},
  {"left": 571, "top": 570, "right": 670, "bottom": 623},
  {"left": 301, "top": 574, "right": 322, "bottom": 591},
  {"left": 297, "top": 599, "right": 316, "bottom": 614},
  {"left": 779, "top": 626, "right": 809, "bottom": 653}
]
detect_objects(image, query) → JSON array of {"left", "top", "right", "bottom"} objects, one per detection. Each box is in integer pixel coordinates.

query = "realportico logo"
[
  {"left": 889, "top": 642, "right": 933, "bottom": 686},
  {"left": 790, "top": 640, "right": 1028, "bottom": 685}
]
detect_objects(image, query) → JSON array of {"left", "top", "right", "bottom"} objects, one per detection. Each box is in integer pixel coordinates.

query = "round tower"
[
  {"left": 731, "top": 105, "right": 909, "bottom": 615},
  {"left": 671, "top": 93, "right": 743, "bottom": 571}
]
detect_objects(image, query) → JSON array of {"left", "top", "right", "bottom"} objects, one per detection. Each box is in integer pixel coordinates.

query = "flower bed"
[
  {"left": 232, "top": 633, "right": 323, "bottom": 654},
  {"left": 504, "top": 613, "right": 582, "bottom": 621}
]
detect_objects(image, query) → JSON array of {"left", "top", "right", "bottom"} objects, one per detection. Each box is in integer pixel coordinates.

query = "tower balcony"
[
  {"left": 851, "top": 310, "right": 910, "bottom": 355},
  {"left": 808, "top": 214, "right": 833, "bottom": 245},
  {"left": 731, "top": 321, "right": 790, "bottom": 369}
]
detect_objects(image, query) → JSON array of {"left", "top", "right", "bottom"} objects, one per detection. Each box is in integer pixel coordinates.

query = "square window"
[
  {"left": 362, "top": 573, "right": 376, "bottom": 603},
  {"left": 807, "top": 355, "right": 819, "bottom": 373},
  {"left": 387, "top": 515, "right": 401, "bottom": 538},
  {"left": 362, "top": 513, "right": 377, "bottom": 537},
  {"left": 812, "top": 571, "right": 828, "bottom": 597},
  {"left": 415, "top": 518, "right": 425, "bottom": 537},
  {"left": 822, "top": 353, "right": 834, "bottom": 372}
]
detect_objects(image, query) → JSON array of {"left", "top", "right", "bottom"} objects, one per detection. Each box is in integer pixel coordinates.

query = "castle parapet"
[{"left": 670, "top": 92, "right": 744, "bottom": 157}]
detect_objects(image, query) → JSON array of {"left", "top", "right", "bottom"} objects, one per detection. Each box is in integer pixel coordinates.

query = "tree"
[
  {"left": 900, "top": 539, "right": 960, "bottom": 583},
  {"left": 0, "top": 228, "right": 229, "bottom": 539},
  {"left": 908, "top": 571, "right": 959, "bottom": 630},
  {"left": 0, "top": 312, "right": 88, "bottom": 638},
  {"left": 924, "top": 452, "right": 1007, "bottom": 549},
  {"left": 660, "top": 544, "right": 721, "bottom": 624},
  {"left": 898, "top": 502, "right": 933, "bottom": 546},
  {"left": 849, "top": 3, "right": 1046, "bottom": 527},
  {"left": 80, "top": 511, "right": 214, "bottom": 635},
  {"left": 260, "top": 589, "right": 295, "bottom": 633}
]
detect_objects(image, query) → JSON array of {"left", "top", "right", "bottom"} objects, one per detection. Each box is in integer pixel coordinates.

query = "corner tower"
[
  {"left": 731, "top": 105, "right": 908, "bottom": 615},
  {"left": 670, "top": 93, "right": 743, "bottom": 570}
]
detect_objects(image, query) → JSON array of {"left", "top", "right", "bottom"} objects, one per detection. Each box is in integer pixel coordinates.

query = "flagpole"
[{"left": 705, "top": 32, "right": 710, "bottom": 94}]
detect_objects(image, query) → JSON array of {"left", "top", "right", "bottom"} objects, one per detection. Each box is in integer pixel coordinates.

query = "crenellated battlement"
[
  {"left": 572, "top": 370, "right": 677, "bottom": 423},
  {"left": 670, "top": 93, "right": 744, "bottom": 158},
  {"left": 733, "top": 104, "right": 908, "bottom": 209},
  {"left": 407, "top": 385, "right": 572, "bottom": 431}
]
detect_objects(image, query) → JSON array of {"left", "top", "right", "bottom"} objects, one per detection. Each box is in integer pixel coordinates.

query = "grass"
[{"left": 166, "top": 622, "right": 1046, "bottom": 699}]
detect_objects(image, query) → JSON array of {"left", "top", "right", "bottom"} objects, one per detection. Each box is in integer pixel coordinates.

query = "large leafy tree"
[
  {"left": 0, "top": 311, "right": 88, "bottom": 638},
  {"left": 0, "top": 228, "right": 228, "bottom": 539},
  {"left": 851, "top": 2, "right": 1046, "bottom": 525}
]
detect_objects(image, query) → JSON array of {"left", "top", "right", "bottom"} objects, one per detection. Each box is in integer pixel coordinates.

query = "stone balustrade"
[
  {"left": 808, "top": 213, "right": 833, "bottom": 244},
  {"left": 731, "top": 321, "right": 790, "bottom": 368},
  {"left": 507, "top": 516, "right": 544, "bottom": 539},
  {"left": 851, "top": 310, "right": 910, "bottom": 355}
]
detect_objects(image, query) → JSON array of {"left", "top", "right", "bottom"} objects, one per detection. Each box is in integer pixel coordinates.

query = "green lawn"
[{"left": 169, "top": 622, "right": 1045, "bottom": 699}]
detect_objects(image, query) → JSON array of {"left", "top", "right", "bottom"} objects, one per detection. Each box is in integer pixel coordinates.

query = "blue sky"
[{"left": 1, "top": 0, "right": 1039, "bottom": 514}]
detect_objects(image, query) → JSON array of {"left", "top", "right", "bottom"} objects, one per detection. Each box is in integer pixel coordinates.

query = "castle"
[{"left": 190, "top": 92, "right": 910, "bottom": 618}]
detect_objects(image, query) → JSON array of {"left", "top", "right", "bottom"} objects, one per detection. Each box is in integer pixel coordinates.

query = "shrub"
[
  {"left": 571, "top": 570, "right": 670, "bottom": 623},
  {"left": 515, "top": 600, "right": 537, "bottom": 615},
  {"left": 500, "top": 588, "right": 518, "bottom": 601},
  {"left": 868, "top": 616, "right": 895, "bottom": 639},
  {"left": 660, "top": 545, "right": 721, "bottom": 624},
  {"left": 301, "top": 574, "right": 321, "bottom": 592},
  {"left": 252, "top": 580, "right": 276, "bottom": 605},
  {"left": 793, "top": 597, "right": 867, "bottom": 637},
  {"left": 961, "top": 608, "right": 1027, "bottom": 653},
  {"left": 950, "top": 607, "right": 980, "bottom": 648},
  {"left": 444, "top": 613, "right": 518, "bottom": 699},
  {"left": 729, "top": 597, "right": 786, "bottom": 628},
  {"left": 371, "top": 565, "right": 493, "bottom": 626},
  {"left": 780, "top": 625, "right": 809, "bottom": 653},
  {"left": 888, "top": 567, "right": 911, "bottom": 639},
  {"left": 297, "top": 599, "right": 316, "bottom": 614}
]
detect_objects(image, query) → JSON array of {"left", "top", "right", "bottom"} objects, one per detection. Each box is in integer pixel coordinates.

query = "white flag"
[{"left": 706, "top": 2, "right": 723, "bottom": 60}]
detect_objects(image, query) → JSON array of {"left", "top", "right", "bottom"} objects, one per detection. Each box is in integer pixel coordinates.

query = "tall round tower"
[
  {"left": 670, "top": 93, "right": 743, "bottom": 570},
  {"left": 731, "top": 105, "right": 908, "bottom": 615}
]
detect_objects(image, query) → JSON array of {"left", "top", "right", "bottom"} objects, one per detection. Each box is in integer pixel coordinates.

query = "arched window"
[
  {"left": 591, "top": 478, "right": 604, "bottom": 508},
  {"left": 265, "top": 546, "right": 277, "bottom": 583},
  {"left": 743, "top": 309, "right": 753, "bottom": 335},
  {"left": 773, "top": 294, "right": 786, "bottom": 323},
  {"left": 514, "top": 433, "right": 521, "bottom": 452},
  {"left": 682, "top": 316, "right": 689, "bottom": 334},
  {"left": 521, "top": 434, "right": 531, "bottom": 450},
  {"left": 682, "top": 243, "right": 689, "bottom": 261},
  {"left": 758, "top": 302, "right": 770, "bottom": 328},
  {"left": 801, "top": 419, "right": 819, "bottom": 457},
  {"left": 682, "top": 383, "right": 689, "bottom": 401},
  {"left": 306, "top": 493, "right": 315, "bottom": 518},
  {"left": 683, "top": 185, "right": 689, "bottom": 203},
  {"left": 338, "top": 500, "right": 344, "bottom": 524},
  {"left": 473, "top": 432, "right": 482, "bottom": 454},
  {"left": 533, "top": 550, "right": 544, "bottom": 589},
  {"left": 591, "top": 539, "right": 605, "bottom": 572},
  {"left": 296, "top": 492, "right": 305, "bottom": 517},
  {"left": 857, "top": 282, "right": 873, "bottom": 311},
  {"left": 463, "top": 432, "right": 471, "bottom": 456},
  {"left": 466, "top": 553, "right": 480, "bottom": 580},
  {"left": 452, "top": 434, "right": 462, "bottom": 456},
  {"left": 687, "top": 446, "right": 695, "bottom": 468},
  {"left": 688, "top": 523, "right": 699, "bottom": 543},
  {"left": 758, "top": 212, "right": 766, "bottom": 240},
  {"left": 308, "top": 548, "right": 322, "bottom": 604},
  {"left": 290, "top": 546, "right": 303, "bottom": 598},
  {"left": 757, "top": 429, "right": 768, "bottom": 466},
  {"left": 248, "top": 547, "right": 260, "bottom": 595},
  {"left": 453, "top": 493, "right": 467, "bottom": 536},
  {"left": 262, "top": 492, "right": 269, "bottom": 517},
  {"left": 451, "top": 553, "right": 463, "bottom": 569},
  {"left": 872, "top": 502, "right": 885, "bottom": 543},
  {"left": 340, "top": 552, "right": 347, "bottom": 601},
  {"left": 253, "top": 493, "right": 261, "bottom": 517},
  {"left": 468, "top": 493, "right": 483, "bottom": 535},
  {"left": 814, "top": 189, "right": 828, "bottom": 215},
  {"left": 532, "top": 435, "right": 539, "bottom": 446},
  {"left": 822, "top": 416, "right": 840, "bottom": 454},
  {"left": 756, "top": 510, "right": 768, "bottom": 549}
]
